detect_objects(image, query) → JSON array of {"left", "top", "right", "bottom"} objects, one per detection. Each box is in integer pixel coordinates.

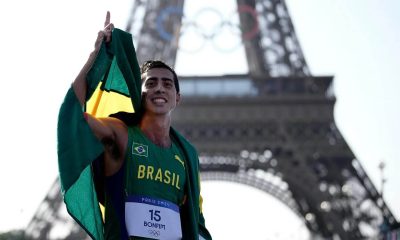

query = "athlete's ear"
[{"left": 176, "top": 93, "right": 181, "bottom": 105}]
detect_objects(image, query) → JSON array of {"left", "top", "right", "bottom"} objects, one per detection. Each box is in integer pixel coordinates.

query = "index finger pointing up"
[{"left": 104, "top": 11, "right": 110, "bottom": 28}]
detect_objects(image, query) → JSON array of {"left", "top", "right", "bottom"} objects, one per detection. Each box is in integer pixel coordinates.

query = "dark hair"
[{"left": 140, "top": 60, "right": 180, "bottom": 93}]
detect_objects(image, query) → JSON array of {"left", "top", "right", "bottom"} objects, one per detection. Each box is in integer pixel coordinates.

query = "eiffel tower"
[{"left": 25, "top": 0, "right": 399, "bottom": 239}]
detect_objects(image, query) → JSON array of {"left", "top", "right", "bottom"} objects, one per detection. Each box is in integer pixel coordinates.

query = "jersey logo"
[
  {"left": 175, "top": 155, "right": 185, "bottom": 168},
  {"left": 132, "top": 142, "right": 148, "bottom": 157}
]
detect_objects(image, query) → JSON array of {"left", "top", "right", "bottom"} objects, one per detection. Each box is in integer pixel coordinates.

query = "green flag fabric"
[
  {"left": 57, "top": 28, "right": 211, "bottom": 239},
  {"left": 57, "top": 28, "right": 141, "bottom": 240}
]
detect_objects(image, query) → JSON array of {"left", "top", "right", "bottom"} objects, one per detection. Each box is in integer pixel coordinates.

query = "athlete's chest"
[
  {"left": 131, "top": 140, "right": 186, "bottom": 188},
  {"left": 124, "top": 127, "right": 186, "bottom": 203}
]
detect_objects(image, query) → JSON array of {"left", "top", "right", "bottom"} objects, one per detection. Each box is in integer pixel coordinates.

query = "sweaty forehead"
[{"left": 141, "top": 68, "right": 174, "bottom": 80}]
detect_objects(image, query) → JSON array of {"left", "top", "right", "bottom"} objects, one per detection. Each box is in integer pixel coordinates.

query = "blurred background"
[{"left": 0, "top": 0, "right": 399, "bottom": 239}]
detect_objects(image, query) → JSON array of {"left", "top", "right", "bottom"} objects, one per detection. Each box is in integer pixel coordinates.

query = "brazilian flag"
[{"left": 57, "top": 28, "right": 141, "bottom": 240}]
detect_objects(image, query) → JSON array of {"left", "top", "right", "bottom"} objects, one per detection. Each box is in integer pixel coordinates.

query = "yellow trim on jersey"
[
  {"left": 174, "top": 155, "right": 185, "bottom": 168},
  {"left": 199, "top": 174, "right": 203, "bottom": 213},
  {"left": 99, "top": 203, "right": 105, "bottom": 222}
]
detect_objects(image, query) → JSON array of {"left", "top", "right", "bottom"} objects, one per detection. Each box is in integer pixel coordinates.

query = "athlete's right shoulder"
[
  {"left": 103, "top": 116, "right": 127, "bottom": 125},
  {"left": 101, "top": 117, "right": 129, "bottom": 134}
]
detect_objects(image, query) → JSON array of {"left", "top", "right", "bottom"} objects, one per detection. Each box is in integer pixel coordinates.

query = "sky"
[{"left": 0, "top": 0, "right": 399, "bottom": 239}]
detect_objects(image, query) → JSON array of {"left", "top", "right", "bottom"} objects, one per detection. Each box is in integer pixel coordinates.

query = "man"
[{"left": 58, "top": 12, "right": 212, "bottom": 240}]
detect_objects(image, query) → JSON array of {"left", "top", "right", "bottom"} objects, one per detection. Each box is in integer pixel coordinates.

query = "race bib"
[{"left": 125, "top": 195, "right": 182, "bottom": 240}]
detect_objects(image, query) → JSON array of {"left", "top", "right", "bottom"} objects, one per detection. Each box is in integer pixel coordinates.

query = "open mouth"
[{"left": 151, "top": 97, "right": 167, "bottom": 104}]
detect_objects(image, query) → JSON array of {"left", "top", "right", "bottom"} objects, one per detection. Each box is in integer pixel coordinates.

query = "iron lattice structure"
[{"left": 25, "top": 0, "right": 398, "bottom": 239}]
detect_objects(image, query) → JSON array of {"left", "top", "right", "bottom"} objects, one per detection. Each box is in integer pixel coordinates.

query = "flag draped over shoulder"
[
  {"left": 57, "top": 28, "right": 212, "bottom": 240},
  {"left": 57, "top": 28, "right": 141, "bottom": 240}
]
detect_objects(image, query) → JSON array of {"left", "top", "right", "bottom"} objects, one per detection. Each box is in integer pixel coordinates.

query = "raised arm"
[
  {"left": 72, "top": 11, "right": 114, "bottom": 106},
  {"left": 70, "top": 12, "right": 127, "bottom": 176}
]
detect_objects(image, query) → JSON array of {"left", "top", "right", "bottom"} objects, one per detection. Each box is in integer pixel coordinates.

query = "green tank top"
[
  {"left": 103, "top": 126, "right": 187, "bottom": 240},
  {"left": 125, "top": 126, "right": 186, "bottom": 204}
]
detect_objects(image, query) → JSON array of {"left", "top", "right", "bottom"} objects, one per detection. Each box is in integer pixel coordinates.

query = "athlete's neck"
[{"left": 139, "top": 114, "right": 171, "bottom": 148}]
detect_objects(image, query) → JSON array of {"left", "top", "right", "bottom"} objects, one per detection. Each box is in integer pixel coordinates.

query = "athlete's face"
[{"left": 141, "top": 68, "right": 180, "bottom": 116}]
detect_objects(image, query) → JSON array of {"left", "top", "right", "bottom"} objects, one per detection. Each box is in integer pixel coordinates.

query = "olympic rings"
[
  {"left": 237, "top": 4, "right": 259, "bottom": 40},
  {"left": 156, "top": 6, "right": 184, "bottom": 42},
  {"left": 178, "top": 21, "right": 207, "bottom": 53},
  {"left": 154, "top": 4, "right": 260, "bottom": 53},
  {"left": 192, "top": 7, "right": 225, "bottom": 39},
  {"left": 148, "top": 229, "right": 160, "bottom": 237},
  {"left": 179, "top": 7, "right": 225, "bottom": 53}
]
